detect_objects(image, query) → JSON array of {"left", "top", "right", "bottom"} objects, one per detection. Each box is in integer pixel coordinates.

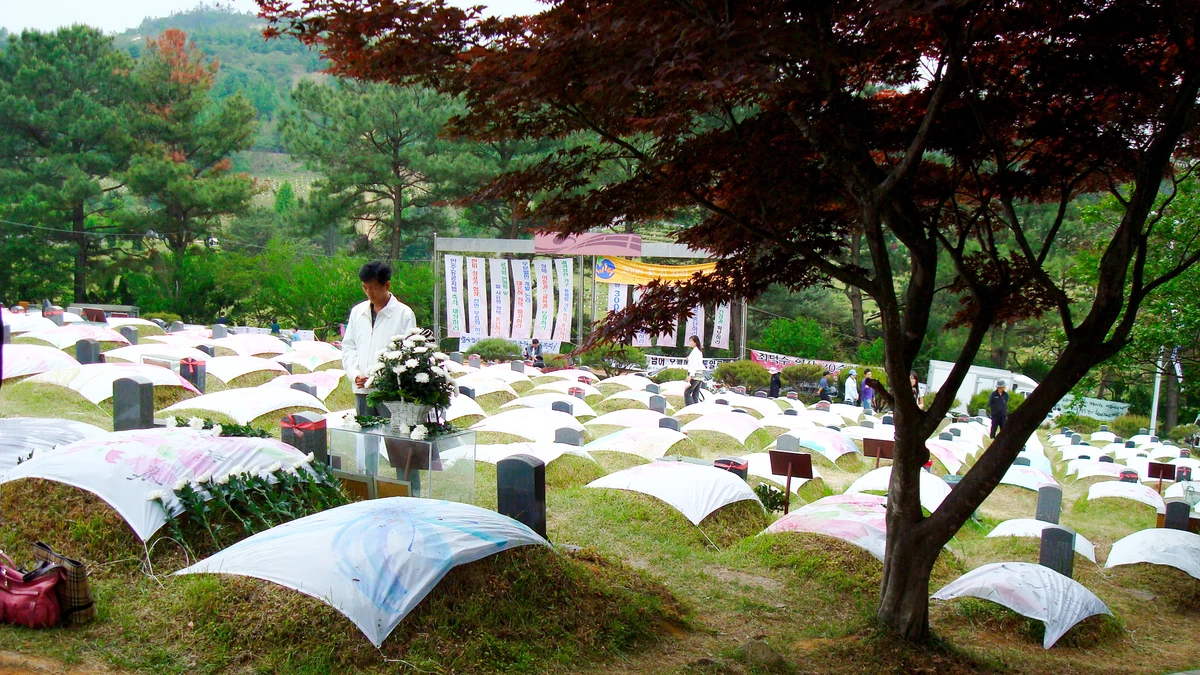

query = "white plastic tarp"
[
  {"left": 1000, "top": 466, "right": 1058, "bottom": 492},
  {"left": 986, "top": 519, "right": 1096, "bottom": 563},
  {"left": 204, "top": 356, "right": 289, "bottom": 384},
  {"left": 675, "top": 402, "right": 740, "bottom": 418},
  {"left": 502, "top": 393, "right": 598, "bottom": 418},
  {"left": 761, "top": 494, "right": 887, "bottom": 560},
  {"left": 804, "top": 410, "right": 847, "bottom": 428},
  {"left": 176, "top": 498, "right": 550, "bottom": 647},
  {"left": 27, "top": 363, "right": 199, "bottom": 404},
  {"left": 21, "top": 325, "right": 130, "bottom": 350},
  {"left": 1073, "top": 462, "right": 1123, "bottom": 481},
  {"left": 0, "top": 418, "right": 106, "bottom": 475},
  {"left": 602, "top": 390, "right": 676, "bottom": 413},
  {"left": 586, "top": 409, "right": 668, "bottom": 430},
  {"left": 1087, "top": 481, "right": 1165, "bottom": 510},
  {"left": 2, "top": 343, "right": 80, "bottom": 380},
  {"left": 759, "top": 413, "right": 816, "bottom": 433},
  {"left": 469, "top": 409, "right": 583, "bottom": 443},
  {"left": 456, "top": 376, "right": 519, "bottom": 399},
  {"left": 743, "top": 453, "right": 823, "bottom": 493},
  {"left": 0, "top": 429, "right": 309, "bottom": 540},
  {"left": 681, "top": 412, "right": 764, "bottom": 445},
  {"left": 714, "top": 394, "right": 785, "bottom": 418},
  {"left": 842, "top": 424, "right": 896, "bottom": 442},
  {"left": 1105, "top": 528, "right": 1200, "bottom": 579},
  {"left": 1165, "top": 480, "right": 1200, "bottom": 499},
  {"left": 103, "top": 344, "right": 212, "bottom": 364},
  {"left": 263, "top": 370, "right": 346, "bottom": 401},
  {"left": 586, "top": 462, "right": 762, "bottom": 525},
  {"left": 1091, "top": 431, "right": 1117, "bottom": 443},
  {"left": 273, "top": 349, "right": 344, "bottom": 372},
  {"left": 932, "top": 562, "right": 1110, "bottom": 648},
  {"left": 212, "top": 334, "right": 292, "bottom": 356},
  {"left": 781, "top": 427, "right": 860, "bottom": 464},
  {"left": 594, "top": 374, "right": 651, "bottom": 389},
  {"left": 529, "top": 379, "right": 601, "bottom": 398},
  {"left": 925, "top": 440, "right": 964, "bottom": 475},
  {"left": 105, "top": 317, "right": 159, "bottom": 329},
  {"left": 584, "top": 428, "right": 689, "bottom": 460},
  {"left": 6, "top": 314, "right": 57, "bottom": 335},
  {"left": 847, "top": 466, "right": 952, "bottom": 514},
  {"left": 159, "top": 387, "right": 328, "bottom": 425},
  {"left": 144, "top": 334, "right": 217, "bottom": 350},
  {"left": 472, "top": 442, "right": 595, "bottom": 466},
  {"left": 462, "top": 367, "right": 530, "bottom": 387},
  {"left": 828, "top": 403, "right": 864, "bottom": 422},
  {"left": 533, "top": 368, "right": 596, "bottom": 383},
  {"left": 445, "top": 393, "right": 488, "bottom": 422}
]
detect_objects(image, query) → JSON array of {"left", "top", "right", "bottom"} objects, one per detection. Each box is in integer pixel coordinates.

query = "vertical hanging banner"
[
  {"left": 488, "top": 259, "right": 511, "bottom": 338},
  {"left": 606, "top": 283, "right": 628, "bottom": 314},
  {"left": 656, "top": 315, "right": 678, "bottom": 348},
  {"left": 685, "top": 305, "right": 706, "bottom": 346},
  {"left": 553, "top": 258, "right": 573, "bottom": 342},
  {"left": 465, "top": 257, "right": 488, "bottom": 337},
  {"left": 443, "top": 255, "right": 465, "bottom": 338},
  {"left": 533, "top": 259, "right": 555, "bottom": 340},
  {"left": 631, "top": 287, "right": 653, "bottom": 347},
  {"left": 710, "top": 302, "right": 731, "bottom": 349},
  {"left": 510, "top": 259, "right": 533, "bottom": 341}
]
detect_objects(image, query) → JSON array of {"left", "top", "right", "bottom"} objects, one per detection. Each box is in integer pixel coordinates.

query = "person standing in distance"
[
  {"left": 342, "top": 261, "right": 417, "bottom": 415},
  {"left": 844, "top": 369, "right": 859, "bottom": 405},
  {"left": 684, "top": 335, "right": 705, "bottom": 406},
  {"left": 989, "top": 380, "right": 1009, "bottom": 439},
  {"left": 861, "top": 369, "right": 875, "bottom": 413}
]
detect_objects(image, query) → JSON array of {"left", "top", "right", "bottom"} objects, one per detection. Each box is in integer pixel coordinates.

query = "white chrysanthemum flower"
[
  {"left": 188, "top": 417, "right": 204, "bottom": 430},
  {"left": 196, "top": 471, "right": 213, "bottom": 484},
  {"left": 164, "top": 415, "right": 178, "bottom": 428},
  {"left": 433, "top": 352, "right": 447, "bottom": 360},
  {"left": 284, "top": 465, "right": 299, "bottom": 476},
  {"left": 146, "top": 490, "right": 166, "bottom": 501},
  {"left": 406, "top": 326, "right": 424, "bottom": 336},
  {"left": 304, "top": 452, "right": 315, "bottom": 463},
  {"left": 173, "top": 479, "right": 188, "bottom": 492},
  {"left": 215, "top": 473, "right": 230, "bottom": 485},
  {"left": 363, "top": 376, "right": 375, "bottom": 388},
  {"left": 211, "top": 424, "right": 223, "bottom": 437},
  {"left": 430, "top": 366, "right": 445, "bottom": 377},
  {"left": 393, "top": 365, "right": 407, "bottom": 375},
  {"left": 344, "top": 420, "right": 362, "bottom": 430},
  {"left": 413, "top": 346, "right": 429, "bottom": 354},
  {"left": 267, "top": 462, "right": 283, "bottom": 473},
  {"left": 414, "top": 372, "right": 430, "bottom": 383},
  {"left": 410, "top": 424, "right": 428, "bottom": 441},
  {"left": 405, "top": 359, "right": 418, "bottom": 368}
]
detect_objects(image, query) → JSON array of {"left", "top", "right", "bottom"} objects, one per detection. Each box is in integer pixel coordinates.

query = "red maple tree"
[{"left": 259, "top": 0, "right": 1200, "bottom": 639}]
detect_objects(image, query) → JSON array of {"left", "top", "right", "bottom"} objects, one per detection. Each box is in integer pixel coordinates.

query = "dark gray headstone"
[
  {"left": 1078, "top": 455, "right": 1091, "bottom": 460},
  {"left": 75, "top": 339, "right": 101, "bottom": 365},
  {"left": 179, "top": 358, "right": 206, "bottom": 393},
  {"left": 645, "top": 383, "right": 660, "bottom": 394},
  {"left": 568, "top": 386, "right": 586, "bottom": 400},
  {"left": 1139, "top": 427, "right": 1149, "bottom": 435},
  {"left": 1151, "top": 436, "right": 1160, "bottom": 443},
  {"left": 784, "top": 408, "right": 798, "bottom": 416},
  {"left": 211, "top": 324, "right": 228, "bottom": 339},
  {"left": 1039, "top": 526, "right": 1076, "bottom": 578},
  {"left": 280, "top": 411, "right": 328, "bottom": 466},
  {"left": 776, "top": 435, "right": 799, "bottom": 454},
  {"left": 458, "top": 385, "right": 476, "bottom": 399},
  {"left": 978, "top": 408, "right": 988, "bottom": 418},
  {"left": 290, "top": 382, "right": 318, "bottom": 398},
  {"left": 733, "top": 408, "right": 751, "bottom": 415},
  {"left": 113, "top": 376, "right": 154, "bottom": 432},
  {"left": 648, "top": 395, "right": 667, "bottom": 414},
  {"left": 943, "top": 474, "right": 962, "bottom": 487},
  {"left": 1036, "top": 486, "right": 1062, "bottom": 524},
  {"left": 281, "top": 362, "right": 293, "bottom": 374},
  {"left": 468, "top": 354, "right": 481, "bottom": 368},
  {"left": 169, "top": 321, "right": 185, "bottom": 333},
  {"left": 1071, "top": 434, "right": 1082, "bottom": 445},
  {"left": 948, "top": 428, "right": 961, "bottom": 437},
  {"left": 882, "top": 415, "right": 894, "bottom": 426},
  {"left": 1098, "top": 455, "right": 1113, "bottom": 463},
  {"left": 1, "top": 324, "right": 9, "bottom": 345},
  {"left": 118, "top": 325, "right": 139, "bottom": 345},
  {"left": 554, "top": 427, "right": 583, "bottom": 447},
  {"left": 1099, "top": 424, "right": 1109, "bottom": 433},
  {"left": 1114, "top": 436, "right": 1124, "bottom": 444},
  {"left": 715, "top": 398, "right": 729, "bottom": 406},
  {"left": 1013, "top": 457, "right": 1030, "bottom": 466},
  {"left": 1164, "top": 501, "right": 1192, "bottom": 531},
  {"left": 1125, "top": 440, "right": 1136, "bottom": 448},
  {"left": 198, "top": 345, "right": 215, "bottom": 357},
  {"left": 510, "top": 360, "right": 524, "bottom": 373},
  {"left": 46, "top": 307, "right": 64, "bottom": 326},
  {"left": 861, "top": 419, "right": 875, "bottom": 429},
  {"left": 551, "top": 400, "right": 573, "bottom": 415},
  {"left": 497, "top": 455, "right": 546, "bottom": 539},
  {"left": 450, "top": 351, "right": 464, "bottom": 364},
  {"left": 733, "top": 386, "right": 746, "bottom": 395},
  {"left": 579, "top": 365, "right": 591, "bottom": 372},
  {"left": 659, "top": 417, "right": 681, "bottom": 432},
  {"left": 939, "top": 432, "right": 954, "bottom": 441},
  {"left": 714, "top": 456, "right": 748, "bottom": 480},
  {"left": 755, "top": 391, "right": 768, "bottom": 398}
]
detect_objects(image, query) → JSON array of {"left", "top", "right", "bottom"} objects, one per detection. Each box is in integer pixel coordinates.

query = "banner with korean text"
[
  {"left": 606, "top": 283, "right": 627, "bottom": 315},
  {"left": 510, "top": 259, "right": 533, "bottom": 341},
  {"left": 488, "top": 259, "right": 511, "bottom": 338},
  {"left": 443, "top": 255, "right": 465, "bottom": 338},
  {"left": 710, "top": 302, "right": 731, "bottom": 349},
  {"left": 630, "top": 287, "right": 653, "bottom": 347},
  {"left": 465, "top": 257, "right": 488, "bottom": 337},
  {"left": 656, "top": 316, "right": 678, "bottom": 348},
  {"left": 533, "top": 259, "right": 555, "bottom": 340},
  {"left": 685, "top": 305, "right": 705, "bottom": 346},
  {"left": 553, "top": 258, "right": 573, "bottom": 342}
]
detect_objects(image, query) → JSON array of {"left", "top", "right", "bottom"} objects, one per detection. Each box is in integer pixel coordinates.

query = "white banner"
[
  {"left": 711, "top": 302, "right": 731, "bottom": 350},
  {"left": 533, "top": 259, "right": 555, "bottom": 340},
  {"left": 488, "top": 259, "right": 510, "bottom": 339},
  {"left": 1056, "top": 395, "right": 1132, "bottom": 421},
  {"left": 510, "top": 259, "right": 533, "bottom": 341},
  {"left": 645, "top": 354, "right": 733, "bottom": 372},
  {"left": 553, "top": 258, "right": 573, "bottom": 342},
  {"left": 444, "top": 255, "right": 465, "bottom": 338},
  {"left": 685, "top": 305, "right": 705, "bottom": 347},
  {"left": 630, "top": 287, "right": 653, "bottom": 347},
  {"left": 465, "top": 257, "right": 488, "bottom": 337},
  {"left": 459, "top": 335, "right": 562, "bottom": 354},
  {"left": 656, "top": 315, "right": 678, "bottom": 348},
  {"left": 607, "top": 283, "right": 627, "bottom": 314}
]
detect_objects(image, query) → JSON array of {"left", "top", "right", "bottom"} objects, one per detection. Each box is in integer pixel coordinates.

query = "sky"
[{"left": 0, "top": 0, "right": 544, "bottom": 34}]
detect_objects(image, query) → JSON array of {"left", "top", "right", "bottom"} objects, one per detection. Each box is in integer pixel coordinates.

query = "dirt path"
[{"left": 0, "top": 652, "right": 111, "bottom": 675}]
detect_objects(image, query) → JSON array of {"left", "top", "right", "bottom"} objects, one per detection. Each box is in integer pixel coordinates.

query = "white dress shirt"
[{"left": 341, "top": 295, "right": 417, "bottom": 394}]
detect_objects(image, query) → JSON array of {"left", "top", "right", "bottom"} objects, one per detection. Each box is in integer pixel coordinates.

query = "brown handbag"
[
  {"left": 33, "top": 542, "right": 95, "bottom": 625},
  {"left": 0, "top": 552, "right": 62, "bottom": 629}
]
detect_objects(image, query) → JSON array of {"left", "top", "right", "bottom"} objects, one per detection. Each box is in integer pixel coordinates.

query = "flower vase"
[{"left": 381, "top": 401, "right": 433, "bottom": 437}]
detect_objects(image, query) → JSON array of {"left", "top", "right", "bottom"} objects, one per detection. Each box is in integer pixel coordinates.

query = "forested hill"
[{"left": 112, "top": 6, "right": 325, "bottom": 151}]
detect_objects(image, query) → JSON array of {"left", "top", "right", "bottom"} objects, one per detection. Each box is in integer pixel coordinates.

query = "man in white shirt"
[
  {"left": 342, "top": 261, "right": 417, "bottom": 414},
  {"left": 844, "top": 368, "right": 859, "bottom": 405}
]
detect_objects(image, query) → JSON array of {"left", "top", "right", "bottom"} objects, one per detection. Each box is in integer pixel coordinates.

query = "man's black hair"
[
  {"left": 358, "top": 260, "right": 392, "bottom": 284},
  {"left": 531, "top": 338, "right": 540, "bottom": 344}
]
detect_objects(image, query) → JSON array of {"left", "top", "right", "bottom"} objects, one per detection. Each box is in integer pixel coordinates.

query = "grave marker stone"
[
  {"left": 715, "top": 398, "right": 729, "bottom": 405},
  {"left": 659, "top": 417, "right": 681, "bottom": 432},
  {"left": 861, "top": 419, "right": 875, "bottom": 428},
  {"left": 497, "top": 455, "right": 547, "bottom": 539},
  {"left": 198, "top": 345, "right": 215, "bottom": 357},
  {"left": 45, "top": 306, "right": 64, "bottom": 326},
  {"left": 280, "top": 411, "right": 329, "bottom": 466},
  {"left": 1036, "top": 486, "right": 1062, "bottom": 524},
  {"left": 555, "top": 427, "right": 583, "bottom": 446},
  {"left": 733, "top": 386, "right": 747, "bottom": 395},
  {"left": 645, "top": 383, "right": 660, "bottom": 394},
  {"left": 551, "top": 400, "right": 573, "bottom": 415},
  {"left": 290, "top": 382, "right": 318, "bottom": 398},
  {"left": 939, "top": 432, "right": 954, "bottom": 441},
  {"left": 978, "top": 408, "right": 988, "bottom": 418},
  {"left": 755, "top": 391, "right": 768, "bottom": 398},
  {"left": 1013, "top": 457, "right": 1030, "bottom": 466},
  {"left": 649, "top": 395, "right": 667, "bottom": 414},
  {"left": 75, "top": 339, "right": 101, "bottom": 365},
  {"left": 1098, "top": 455, "right": 1112, "bottom": 463},
  {"left": 814, "top": 401, "right": 831, "bottom": 411},
  {"left": 1, "top": 324, "right": 9, "bottom": 345},
  {"left": 734, "top": 408, "right": 752, "bottom": 415},
  {"left": 949, "top": 428, "right": 961, "bottom": 437},
  {"left": 776, "top": 435, "right": 799, "bottom": 453},
  {"left": 118, "top": 326, "right": 138, "bottom": 345},
  {"left": 450, "top": 352, "right": 463, "bottom": 364},
  {"left": 568, "top": 386, "right": 586, "bottom": 400},
  {"left": 1164, "top": 500, "right": 1192, "bottom": 531},
  {"left": 1071, "top": 434, "right": 1082, "bottom": 445},
  {"left": 179, "top": 358, "right": 206, "bottom": 393},
  {"left": 113, "top": 376, "right": 154, "bottom": 432},
  {"left": 713, "top": 456, "right": 748, "bottom": 480},
  {"left": 169, "top": 321, "right": 185, "bottom": 333},
  {"left": 882, "top": 415, "right": 894, "bottom": 426},
  {"left": 1139, "top": 427, "right": 1149, "bottom": 435},
  {"left": 211, "top": 324, "right": 229, "bottom": 339},
  {"left": 510, "top": 360, "right": 524, "bottom": 373},
  {"left": 458, "top": 385, "right": 476, "bottom": 399},
  {"left": 468, "top": 354, "right": 481, "bottom": 368},
  {"left": 1100, "top": 424, "right": 1110, "bottom": 432},
  {"left": 1113, "top": 436, "right": 1124, "bottom": 444},
  {"left": 1039, "top": 526, "right": 1076, "bottom": 578},
  {"left": 1125, "top": 440, "right": 1136, "bottom": 448},
  {"left": 783, "top": 408, "right": 798, "bottom": 416}
]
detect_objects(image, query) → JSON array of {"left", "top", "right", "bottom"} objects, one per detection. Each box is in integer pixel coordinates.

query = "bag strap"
[{"left": 0, "top": 550, "right": 17, "bottom": 571}]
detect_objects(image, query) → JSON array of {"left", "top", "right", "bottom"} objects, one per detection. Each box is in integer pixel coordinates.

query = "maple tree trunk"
[{"left": 846, "top": 235, "right": 867, "bottom": 340}]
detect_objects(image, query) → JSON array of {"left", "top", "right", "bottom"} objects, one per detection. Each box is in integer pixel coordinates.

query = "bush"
[
  {"left": 652, "top": 368, "right": 688, "bottom": 383},
  {"left": 923, "top": 391, "right": 961, "bottom": 410},
  {"left": 756, "top": 316, "right": 833, "bottom": 359},
  {"left": 143, "top": 311, "right": 182, "bottom": 324},
  {"left": 968, "top": 390, "right": 1026, "bottom": 416},
  {"left": 466, "top": 338, "right": 524, "bottom": 362},
  {"left": 581, "top": 343, "right": 647, "bottom": 375},
  {"left": 1111, "top": 414, "right": 1152, "bottom": 439},
  {"left": 781, "top": 364, "right": 826, "bottom": 389},
  {"left": 753, "top": 483, "right": 789, "bottom": 513},
  {"left": 1168, "top": 424, "right": 1199, "bottom": 443},
  {"left": 713, "top": 360, "right": 770, "bottom": 389},
  {"left": 543, "top": 353, "right": 572, "bottom": 370},
  {"left": 854, "top": 338, "right": 885, "bottom": 366},
  {"left": 1054, "top": 413, "right": 1103, "bottom": 434}
]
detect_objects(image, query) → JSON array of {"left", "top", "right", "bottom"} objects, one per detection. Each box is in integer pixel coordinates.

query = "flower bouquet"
[{"left": 363, "top": 328, "right": 455, "bottom": 438}]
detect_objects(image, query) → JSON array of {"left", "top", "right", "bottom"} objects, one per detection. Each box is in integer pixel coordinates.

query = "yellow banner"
[{"left": 593, "top": 256, "right": 716, "bottom": 286}]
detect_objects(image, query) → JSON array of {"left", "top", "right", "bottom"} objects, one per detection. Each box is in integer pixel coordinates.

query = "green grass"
[{"left": 0, "top": 381, "right": 111, "bottom": 428}]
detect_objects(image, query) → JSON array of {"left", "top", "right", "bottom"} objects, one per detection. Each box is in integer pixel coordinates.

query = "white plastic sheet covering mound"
[
  {"left": 5, "top": 313, "right": 56, "bottom": 335},
  {"left": 587, "top": 461, "right": 762, "bottom": 525},
  {"left": 1105, "top": 528, "right": 1200, "bottom": 579},
  {"left": 263, "top": 370, "right": 346, "bottom": 401},
  {"left": 445, "top": 393, "right": 487, "bottom": 422},
  {"left": 1, "top": 428, "right": 308, "bottom": 540},
  {"left": 143, "top": 334, "right": 217, "bottom": 350},
  {"left": 0, "top": 418, "right": 107, "bottom": 475},
  {"left": 529, "top": 379, "right": 602, "bottom": 398},
  {"left": 462, "top": 367, "right": 530, "bottom": 387},
  {"left": 931, "top": 562, "right": 1111, "bottom": 648},
  {"left": 1068, "top": 459, "right": 1122, "bottom": 480},
  {"left": 1087, "top": 480, "right": 1165, "bottom": 510},
  {"left": 176, "top": 498, "right": 550, "bottom": 647},
  {"left": 273, "top": 349, "right": 344, "bottom": 372},
  {"left": 501, "top": 393, "right": 598, "bottom": 418},
  {"left": 602, "top": 389, "right": 676, "bottom": 413},
  {"left": 204, "top": 356, "right": 289, "bottom": 384},
  {"left": 586, "top": 409, "right": 668, "bottom": 431},
  {"left": 584, "top": 428, "right": 689, "bottom": 460},
  {"left": 20, "top": 324, "right": 130, "bottom": 350},
  {"left": 473, "top": 442, "right": 595, "bottom": 466},
  {"left": 595, "top": 374, "right": 652, "bottom": 390},
  {"left": 742, "top": 453, "right": 823, "bottom": 493},
  {"left": 828, "top": 403, "right": 864, "bottom": 422},
  {"left": 681, "top": 412, "right": 764, "bottom": 446},
  {"left": 103, "top": 343, "right": 213, "bottom": 364},
  {"left": 761, "top": 494, "right": 888, "bottom": 560},
  {"left": 2, "top": 343, "right": 80, "bottom": 380},
  {"left": 211, "top": 334, "right": 292, "bottom": 357},
  {"left": 1165, "top": 480, "right": 1200, "bottom": 499},
  {"left": 781, "top": 427, "right": 860, "bottom": 464},
  {"left": 842, "top": 424, "right": 896, "bottom": 442},
  {"left": 658, "top": 381, "right": 689, "bottom": 397},
  {"left": 455, "top": 376, "right": 519, "bottom": 399},
  {"left": 159, "top": 387, "right": 328, "bottom": 425},
  {"left": 534, "top": 368, "right": 596, "bottom": 383},
  {"left": 1000, "top": 466, "right": 1058, "bottom": 492},
  {"left": 105, "top": 317, "right": 159, "bottom": 329},
  {"left": 714, "top": 394, "right": 786, "bottom": 419},
  {"left": 804, "top": 410, "right": 847, "bottom": 428},
  {"left": 846, "top": 466, "right": 952, "bottom": 514},
  {"left": 27, "top": 363, "right": 199, "bottom": 404},
  {"left": 674, "top": 402, "right": 737, "bottom": 418},
  {"left": 925, "top": 440, "right": 964, "bottom": 475},
  {"left": 469, "top": 409, "right": 583, "bottom": 443},
  {"left": 759, "top": 413, "right": 815, "bottom": 433},
  {"left": 987, "top": 519, "right": 1096, "bottom": 563}
]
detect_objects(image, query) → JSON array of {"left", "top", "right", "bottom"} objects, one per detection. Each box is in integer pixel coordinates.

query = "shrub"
[
  {"left": 581, "top": 343, "right": 647, "bottom": 375},
  {"left": 143, "top": 311, "right": 182, "bottom": 324},
  {"left": 756, "top": 316, "right": 832, "bottom": 359},
  {"left": 466, "top": 338, "right": 524, "bottom": 362},
  {"left": 753, "top": 483, "right": 789, "bottom": 513},
  {"left": 652, "top": 367, "right": 688, "bottom": 383},
  {"left": 713, "top": 360, "right": 770, "bottom": 389},
  {"left": 1168, "top": 424, "right": 1199, "bottom": 443},
  {"left": 1110, "top": 414, "right": 1152, "bottom": 439},
  {"left": 923, "top": 391, "right": 961, "bottom": 410},
  {"left": 968, "top": 390, "right": 1026, "bottom": 416},
  {"left": 1055, "top": 413, "right": 1103, "bottom": 434},
  {"left": 543, "top": 352, "right": 572, "bottom": 370},
  {"left": 781, "top": 364, "right": 826, "bottom": 389},
  {"left": 854, "top": 338, "right": 885, "bottom": 366}
]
